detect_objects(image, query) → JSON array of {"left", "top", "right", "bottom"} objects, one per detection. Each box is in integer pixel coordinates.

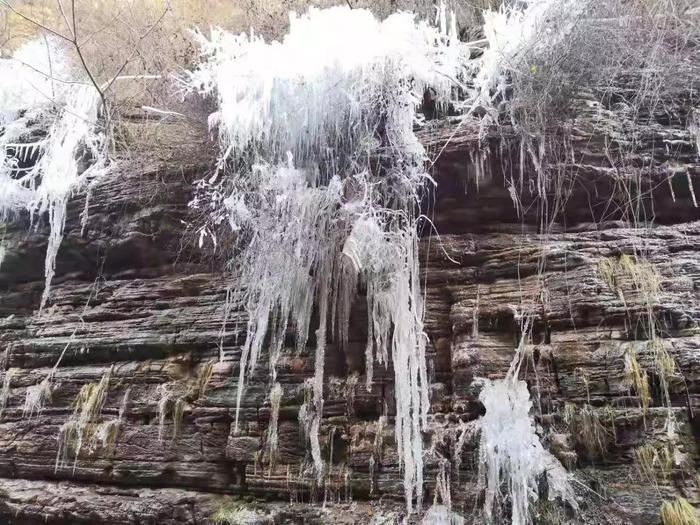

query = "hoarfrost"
[
  {"left": 0, "top": 38, "right": 107, "bottom": 310},
  {"left": 186, "top": 4, "right": 467, "bottom": 511},
  {"left": 186, "top": 5, "right": 464, "bottom": 164},
  {"left": 468, "top": 0, "right": 586, "bottom": 136}
]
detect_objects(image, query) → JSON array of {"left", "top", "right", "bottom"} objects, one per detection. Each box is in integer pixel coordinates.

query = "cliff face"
[{"left": 0, "top": 101, "right": 698, "bottom": 525}]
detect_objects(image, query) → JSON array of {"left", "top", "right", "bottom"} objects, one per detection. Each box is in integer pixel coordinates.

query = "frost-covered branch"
[{"left": 0, "top": 37, "right": 107, "bottom": 310}]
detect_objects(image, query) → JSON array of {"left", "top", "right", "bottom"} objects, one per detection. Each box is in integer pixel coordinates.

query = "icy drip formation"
[
  {"left": 186, "top": 5, "right": 466, "bottom": 511},
  {"left": 477, "top": 377, "right": 576, "bottom": 524},
  {"left": 267, "top": 382, "right": 283, "bottom": 471},
  {"left": 343, "top": 214, "right": 429, "bottom": 504},
  {"left": 0, "top": 38, "right": 106, "bottom": 309}
]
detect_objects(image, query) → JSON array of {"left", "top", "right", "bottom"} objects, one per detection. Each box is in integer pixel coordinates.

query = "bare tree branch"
[
  {"left": 101, "top": 3, "right": 169, "bottom": 95},
  {"left": 71, "top": 0, "right": 77, "bottom": 38},
  {"left": 11, "top": 56, "right": 89, "bottom": 86},
  {"left": 55, "top": 0, "right": 75, "bottom": 39},
  {"left": 0, "top": 0, "right": 72, "bottom": 42},
  {"left": 1, "top": 0, "right": 109, "bottom": 125}
]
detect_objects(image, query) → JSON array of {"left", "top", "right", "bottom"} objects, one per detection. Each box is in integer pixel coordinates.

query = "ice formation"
[
  {"left": 187, "top": 5, "right": 466, "bottom": 510},
  {"left": 22, "top": 374, "right": 53, "bottom": 418},
  {"left": 0, "top": 38, "right": 107, "bottom": 310},
  {"left": 421, "top": 505, "right": 465, "bottom": 525},
  {"left": 0, "top": 368, "right": 15, "bottom": 419},
  {"left": 156, "top": 385, "right": 172, "bottom": 443},
  {"left": 267, "top": 382, "right": 283, "bottom": 471},
  {"left": 477, "top": 373, "right": 576, "bottom": 524}
]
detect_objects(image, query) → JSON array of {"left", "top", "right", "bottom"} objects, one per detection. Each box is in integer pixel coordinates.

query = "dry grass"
[
  {"left": 172, "top": 396, "right": 185, "bottom": 440},
  {"left": 73, "top": 371, "right": 111, "bottom": 426},
  {"left": 619, "top": 254, "right": 663, "bottom": 304},
  {"left": 624, "top": 346, "right": 651, "bottom": 412},
  {"left": 636, "top": 442, "right": 674, "bottom": 484},
  {"left": 95, "top": 419, "right": 120, "bottom": 454},
  {"left": 620, "top": 338, "right": 678, "bottom": 424},
  {"left": 564, "top": 402, "right": 615, "bottom": 459},
  {"left": 534, "top": 500, "right": 565, "bottom": 525},
  {"left": 660, "top": 497, "right": 700, "bottom": 525},
  {"left": 650, "top": 338, "right": 676, "bottom": 379},
  {"left": 192, "top": 360, "right": 214, "bottom": 400},
  {"left": 212, "top": 500, "right": 265, "bottom": 525},
  {"left": 598, "top": 254, "right": 662, "bottom": 305},
  {"left": 598, "top": 258, "right": 620, "bottom": 299},
  {"left": 56, "top": 368, "right": 112, "bottom": 468}
]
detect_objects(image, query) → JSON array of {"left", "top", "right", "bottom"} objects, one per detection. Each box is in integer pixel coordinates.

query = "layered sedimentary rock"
[{"left": 0, "top": 95, "right": 698, "bottom": 524}]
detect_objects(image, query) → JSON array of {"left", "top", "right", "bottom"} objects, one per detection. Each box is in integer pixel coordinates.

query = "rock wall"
[{"left": 0, "top": 100, "right": 698, "bottom": 524}]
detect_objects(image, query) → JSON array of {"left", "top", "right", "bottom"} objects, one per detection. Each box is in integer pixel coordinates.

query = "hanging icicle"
[
  {"left": 0, "top": 38, "right": 107, "bottom": 310},
  {"left": 185, "top": 4, "right": 466, "bottom": 511}
]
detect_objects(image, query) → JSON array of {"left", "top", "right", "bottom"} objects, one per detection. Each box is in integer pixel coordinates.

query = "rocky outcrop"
[{"left": 0, "top": 100, "right": 698, "bottom": 524}]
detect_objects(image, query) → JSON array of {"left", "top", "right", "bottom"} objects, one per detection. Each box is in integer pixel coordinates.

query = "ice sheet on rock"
[{"left": 478, "top": 377, "right": 577, "bottom": 524}]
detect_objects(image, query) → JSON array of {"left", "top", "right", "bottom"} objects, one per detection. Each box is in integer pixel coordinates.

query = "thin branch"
[
  {"left": 11, "top": 56, "right": 90, "bottom": 87},
  {"left": 70, "top": 0, "right": 76, "bottom": 39},
  {"left": 101, "top": 4, "right": 169, "bottom": 95},
  {"left": 76, "top": 9, "right": 123, "bottom": 47},
  {"left": 55, "top": 0, "right": 74, "bottom": 39},
  {"left": 72, "top": 37, "right": 108, "bottom": 116},
  {"left": 42, "top": 34, "right": 56, "bottom": 100},
  {"left": 0, "top": 0, "right": 72, "bottom": 42},
  {"left": 141, "top": 105, "right": 185, "bottom": 118},
  {"left": 101, "top": 74, "right": 162, "bottom": 89}
]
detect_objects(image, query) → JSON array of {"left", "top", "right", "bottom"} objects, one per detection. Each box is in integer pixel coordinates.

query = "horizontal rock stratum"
[
  {"left": 0, "top": 2, "right": 699, "bottom": 524},
  {"left": 0, "top": 102, "right": 697, "bottom": 523}
]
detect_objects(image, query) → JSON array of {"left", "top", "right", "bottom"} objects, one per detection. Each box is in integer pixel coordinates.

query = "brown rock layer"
[{"left": 0, "top": 100, "right": 698, "bottom": 524}]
